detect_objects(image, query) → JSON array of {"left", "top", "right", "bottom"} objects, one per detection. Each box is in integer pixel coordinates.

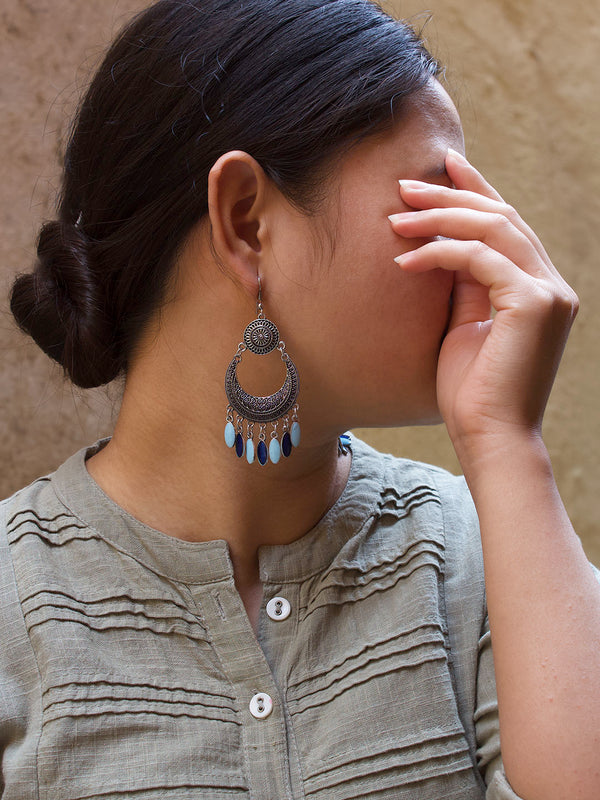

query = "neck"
[{"left": 86, "top": 367, "right": 352, "bottom": 591}]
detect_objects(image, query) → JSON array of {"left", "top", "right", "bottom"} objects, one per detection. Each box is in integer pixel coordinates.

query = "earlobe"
[{"left": 208, "top": 151, "right": 268, "bottom": 291}]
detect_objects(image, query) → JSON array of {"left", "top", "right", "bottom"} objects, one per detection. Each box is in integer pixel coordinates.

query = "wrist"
[{"left": 451, "top": 426, "right": 552, "bottom": 492}]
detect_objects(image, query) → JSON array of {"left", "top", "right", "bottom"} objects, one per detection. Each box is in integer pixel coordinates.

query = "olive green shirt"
[{"left": 0, "top": 434, "right": 526, "bottom": 799}]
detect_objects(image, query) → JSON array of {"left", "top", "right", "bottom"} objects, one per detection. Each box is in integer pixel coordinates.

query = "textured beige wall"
[{"left": 1, "top": 1, "right": 598, "bottom": 562}]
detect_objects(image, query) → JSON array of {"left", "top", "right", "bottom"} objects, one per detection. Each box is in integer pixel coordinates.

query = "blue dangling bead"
[
  {"left": 235, "top": 432, "right": 244, "bottom": 458},
  {"left": 269, "top": 438, "right": 281, "bottom": 464},
  {"left": 290, "top": 421, "right": 301, "bottom": 448},
  {"left": 257, "top": 440, "right": 268, "bottom": 465},
  {"left": 224, "top": 421, "right": 236, "bottom": 448},
  {"left": 338, "top": 432, "right": 352, "bottom": 456},
  {"left": 282, "top": 431, "right": 292, "bottom": 457},
  {"left": 246, "top": 438, "right": 255, "bottom": 464}
]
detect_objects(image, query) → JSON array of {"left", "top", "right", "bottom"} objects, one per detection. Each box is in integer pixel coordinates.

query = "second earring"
[{"left": 224, "top": 278, "right": 300, "bottom": 465}]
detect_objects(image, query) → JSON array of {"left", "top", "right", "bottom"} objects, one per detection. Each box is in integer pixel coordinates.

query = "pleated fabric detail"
[
  {"left": 0, "top": 435, "right": 493, "bottom": 800},
  {"left": 274, "top": 477, "right": 478, "bottom": 799},
  {"left": 5, "top": 489, "right": 248, "bottom": 800}
]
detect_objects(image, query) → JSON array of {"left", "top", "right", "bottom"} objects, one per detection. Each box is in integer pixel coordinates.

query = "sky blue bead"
[
  {"left": 257, "top": 440, "right": 268, "bottom": 465},
  {"left": 224, "top": 422, "right": 236, "bottom": 448},
  {"left": 269, "top": 438, "right": 281, "bottom": 464},
  {"left": 291, "top": 421, "right": 301, "bottom": 448},
  {"left": 246, "top": 439, "right": 255, "bottom": 464}
]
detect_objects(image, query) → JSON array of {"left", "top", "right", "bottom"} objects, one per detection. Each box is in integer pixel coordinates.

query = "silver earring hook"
[{"left": 257, "top": 275, "right": 264, "bottom": 319}]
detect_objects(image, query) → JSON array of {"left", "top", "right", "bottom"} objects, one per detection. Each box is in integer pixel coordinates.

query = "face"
[{"left": 268, "top": 79, "right": 465, "bottom": 433}]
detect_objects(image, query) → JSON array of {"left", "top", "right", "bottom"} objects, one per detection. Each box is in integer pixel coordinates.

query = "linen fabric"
[{"left": 0, "top": 434, "right": 530, "bottom": 799}]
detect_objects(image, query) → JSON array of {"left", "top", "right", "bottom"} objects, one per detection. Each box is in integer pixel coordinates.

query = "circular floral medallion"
[{"left": 243, "top": 318, "right": 279, "bottom": 354}]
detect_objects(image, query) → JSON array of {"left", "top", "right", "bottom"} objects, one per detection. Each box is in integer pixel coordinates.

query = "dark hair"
[{"left": 10, "top": 0, "right": 439, "bottom": 389}]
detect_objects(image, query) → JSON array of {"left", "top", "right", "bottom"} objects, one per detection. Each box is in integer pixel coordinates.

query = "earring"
[{"left": 224, "top": 277, "right": 300, "bottom": 465}]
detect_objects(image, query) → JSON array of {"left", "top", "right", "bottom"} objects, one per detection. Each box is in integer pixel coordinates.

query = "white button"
[
  {"left": 249, "top": 693, "right": 273, "bottom": 719},
  {"left": 266, "top": 596, "right": 291, "bottom": 621}
]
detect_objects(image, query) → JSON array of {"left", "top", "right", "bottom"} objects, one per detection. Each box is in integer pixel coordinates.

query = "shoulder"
[
  {"left": 1, "top": 464, "right": 82, "bottom": 568},
  {"left": 0, "top": 451, "right": 98, "bottom": 647},
  {"left": 331, "top": 434, "right": 483, "bottom": 590},
  {"left": 1, "top": 467, "right": 65, "bottom": 576},
  {"left": 0, "top": 462, "right": 74, "bottom": 610},
  {"left": 349, "top": 433, "right": 479, "bottom": 542},
  {"left": 1, "top": 470, "right": 65, "bottom": 534},
  {"left": 346, "top": 434, "right": 485, "bottom": 607},
  {"left": 1, "top": 439, "right": 111, "bottom": 563}
]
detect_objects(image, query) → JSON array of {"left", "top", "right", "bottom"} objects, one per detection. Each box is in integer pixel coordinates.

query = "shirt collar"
[{"left": 51, "top": 434, "right": 386, "bottom": 585}]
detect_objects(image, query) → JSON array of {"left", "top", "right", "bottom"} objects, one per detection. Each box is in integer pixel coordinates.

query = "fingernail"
[
  {"left": 447, "top": 147, "right": 468, "bottom": 163},
  {"left": 399, "top": 179, "right": 431, "bottom": 191},
  {"left": 389, "top": 212, "right": 419, "bottom": 225},
  {"left": 394, "top": 252, "right": 415, "bottom": 266}
]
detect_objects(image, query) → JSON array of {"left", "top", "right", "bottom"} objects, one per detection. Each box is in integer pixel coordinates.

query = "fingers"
[
  {"left": 389, "top": 207, "right": 545, "bottom": 279},
  {"left": 447, "top": 270, "right": 492, "bottom": 329},
  {"left": 394, "top": 237, "right": 528, "bottom": 308},
  {"left": 395, "top": 152, "right": 556, "bottom": 274},
  {"left": 395, "top": 237, "right": 579, "bottom": 327},
  {"left": 390, "top": 151, "right": 579, "bottom": 326},
  {"left": 396, "top": 182, "right": 554, "bottom": 272}
]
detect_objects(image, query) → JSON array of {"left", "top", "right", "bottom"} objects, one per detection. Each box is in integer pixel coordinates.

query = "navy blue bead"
[
  {"left": 282, "top": 431, "right": 292, "bottom": 457},
  {"left": 257, "top": 440, "right": 268, "bottom": 465},
  {"left": 235, "top": 433, "right": 244, "bottom": 458}
]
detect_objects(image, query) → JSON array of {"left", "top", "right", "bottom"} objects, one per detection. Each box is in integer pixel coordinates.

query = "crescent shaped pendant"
[{"left": 225, "top": 356, "right": 299, "bottom": 423}]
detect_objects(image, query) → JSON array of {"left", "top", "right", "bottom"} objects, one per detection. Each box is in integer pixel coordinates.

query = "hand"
[{"left": 389, "top": 150, "right": 579, "bottom": 456}]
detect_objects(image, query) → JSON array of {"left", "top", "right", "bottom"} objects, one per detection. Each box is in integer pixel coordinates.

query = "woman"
[{"left": 2, "top": 1, "right": 599, "bottom": 798}]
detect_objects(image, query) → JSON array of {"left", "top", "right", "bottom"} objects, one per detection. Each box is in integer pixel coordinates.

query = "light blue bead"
[
  {"left": 246, "top": 439, "right": 255, "bottom": 464},
  {"left": 291, "top": 421, "right": 301, "bottom": 448},
  {"left": 269, "top": 438, "right": 281, "bottom": 464},
  {"left": 224, "top": 421, "right": 236, "bottom": 448}
]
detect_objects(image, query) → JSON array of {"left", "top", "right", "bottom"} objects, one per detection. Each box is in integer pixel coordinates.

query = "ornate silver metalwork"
[
  {"left": 243, "top": 318, "right": 279, "bottom": 354},
  {"left": 224, "top": 276, "right": 300, "bottom": 461},
  {"left": 224, "top": 342, "right": 299, "bottom": 423}
]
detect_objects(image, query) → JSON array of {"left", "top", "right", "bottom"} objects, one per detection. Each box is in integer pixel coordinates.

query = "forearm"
[{"left": 459, "top": 433, "right": 600, "bottom": 800}]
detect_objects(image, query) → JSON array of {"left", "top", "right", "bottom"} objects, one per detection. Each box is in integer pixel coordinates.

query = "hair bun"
[{"left": 10, "top": 219, "right": 121, "bottom": 388}]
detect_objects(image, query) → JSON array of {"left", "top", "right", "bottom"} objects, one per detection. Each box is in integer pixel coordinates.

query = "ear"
[{"left": 207, "top": 151, "right": 269, "bottom": 294}]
